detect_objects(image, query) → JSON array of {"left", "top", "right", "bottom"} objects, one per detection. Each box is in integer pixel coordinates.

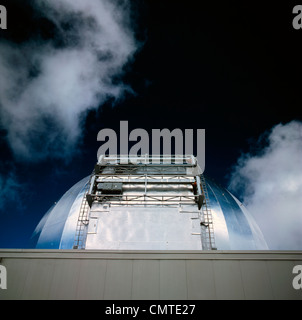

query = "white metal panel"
[
  {"left": 75, "top": 259, "right": 107, "bottom": 299},
  {"left": 48, "top": 259, "right": 81, "bottom": 299},
  {"left": 85, "top": 206, "right": 203, "bottom": 250},
  {"left": 239, "top": 260, "right": 273, "bottom": 299},
  {"left": 103, "top": 260, "right": 133, "bottom": 300},
  {"left": 0, "top": 250, "right": 301, "bottom": 300},
  {"left": 212, "top": 260, "right": 245, "bottom": 299},
  {"left": 132, "top": 260, "right": 160, "bottom": 299},
  {"left": 159, "top": 260, "right": 188, "bottom": 299},
  {"left": 21, "top": 259, "right": 55, "bottom": 299},
  {"left": 87, "top": 218, "right": 98, "bottom": 234},
  {"left": 186, "top": 260, "right": 216, "bottom": 299}
]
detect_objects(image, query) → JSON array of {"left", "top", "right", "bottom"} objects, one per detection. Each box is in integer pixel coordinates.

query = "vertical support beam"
[{"left": 196, "top": 175, "right": 204, "bottom": 210}]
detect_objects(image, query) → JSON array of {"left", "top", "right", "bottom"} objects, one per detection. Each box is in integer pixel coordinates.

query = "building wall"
[{"left": 0, "top": 250, "right": 301, "bottom": 300}]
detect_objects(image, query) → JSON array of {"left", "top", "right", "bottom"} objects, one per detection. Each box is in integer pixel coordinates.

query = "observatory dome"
[{"left": 32, "top": 156, "right": 268, "bottom": 250}]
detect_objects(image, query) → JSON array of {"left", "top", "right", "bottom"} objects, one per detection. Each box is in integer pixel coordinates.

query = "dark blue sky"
[{"left": 0, "top": 1, "right": 301, "bottom": 248}]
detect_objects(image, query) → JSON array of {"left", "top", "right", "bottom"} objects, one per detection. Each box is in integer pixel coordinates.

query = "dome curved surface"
[
  {"left": 205, "top": 177, "right": 267, "bottom": 250},
  {"left": 32, "top": 175, "right": 268, "bottom": 250},
  {"left": 32, "top": 177, "right": 89, "bottom": 249}
]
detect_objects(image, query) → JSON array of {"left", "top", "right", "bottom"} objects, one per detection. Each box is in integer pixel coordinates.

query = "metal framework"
[
  {"left": 88, "top": 155, "right": 203, "bottom": 206},
  {"left": 73, "top": 155, "right": 216, "bottom": 250}
]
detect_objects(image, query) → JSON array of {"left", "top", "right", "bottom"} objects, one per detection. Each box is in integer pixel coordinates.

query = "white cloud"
[
  {"left": 0, "top": 0, "right": 138, "bottom": 161},
  {"left": 229, "top": 120, "right": 302, "bottom": 250}
]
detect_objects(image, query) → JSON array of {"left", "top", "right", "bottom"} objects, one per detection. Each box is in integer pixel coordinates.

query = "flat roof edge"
[{"left": 1, "top": 249, "right": 302, "bottom": 261}]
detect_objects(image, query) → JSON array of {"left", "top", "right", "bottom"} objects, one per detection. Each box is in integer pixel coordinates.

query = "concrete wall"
[{"left": 0, "top": 250, "right": 301, "bottom": 300}]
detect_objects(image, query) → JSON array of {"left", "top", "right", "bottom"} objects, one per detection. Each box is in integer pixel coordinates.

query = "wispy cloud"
[
  {"left": 0, "top": 0, "right": 138, "bottom": 161},
  {"left": 229, "top": 120, "right": 302, "bottom": 250}
]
